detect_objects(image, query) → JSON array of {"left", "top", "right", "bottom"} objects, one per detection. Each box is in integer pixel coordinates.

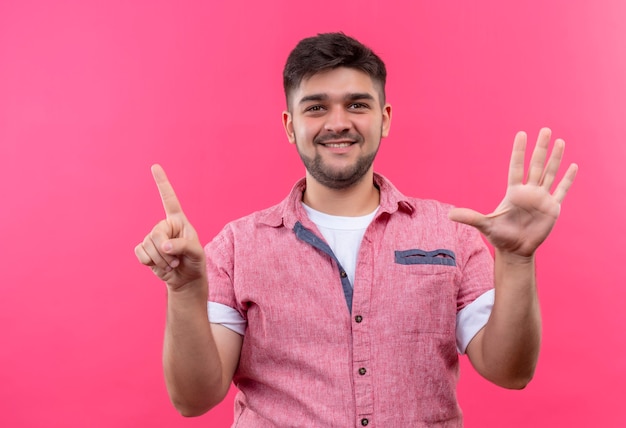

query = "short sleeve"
[
  {"left": 205, "top": 225, "right": 246, "bottom": 320},
  {"left": 454, "top": 222, "right": 495, "bottom": 353},
  {"left": 456, "top": 289, "right": 494, "bottom": 353},
  {"left": 455, "top": 222, "right": 494, "bottom": 311},
  {"left": 208, "top": 301, "right": 246, "bottom": 335}
]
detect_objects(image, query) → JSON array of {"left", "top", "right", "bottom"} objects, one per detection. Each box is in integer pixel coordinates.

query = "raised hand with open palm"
[{"left": 448, "top": 128, "right": 578, "bottom": 258}]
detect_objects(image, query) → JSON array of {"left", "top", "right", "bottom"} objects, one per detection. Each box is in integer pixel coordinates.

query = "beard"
[{"left": 295, "top": 132, "right": 380, "bottom": 190}]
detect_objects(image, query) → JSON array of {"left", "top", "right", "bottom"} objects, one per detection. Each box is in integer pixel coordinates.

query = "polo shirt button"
[
  {"left": 340, "top": 271, "right": 347, "bottom": 278},
  {"left": 361, "top": 418, "right": 369, "bottom": 426},
  {"left": 355, "top": 315, "right": 363, "bottom": 323},
  {"left": 359, "top": 367, "right": 367, "bottom": 375}
]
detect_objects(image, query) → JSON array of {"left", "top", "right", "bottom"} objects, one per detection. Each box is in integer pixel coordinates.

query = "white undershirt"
[
  {"left": 208, "top": 202, "right": 494, "bottom": 354},
  {"left": 301, "top": 203, "right": 378, "bottom": 288}
]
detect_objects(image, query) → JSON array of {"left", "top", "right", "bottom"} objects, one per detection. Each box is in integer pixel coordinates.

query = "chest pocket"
[
  {"left": 392, "top": 248, "right": 457, "bottom": 334},
  {"left": 395, "top": 248, "right": 456, "bottom": 267}
]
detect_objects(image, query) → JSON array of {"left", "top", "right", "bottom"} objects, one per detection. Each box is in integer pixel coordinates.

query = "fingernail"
[
  {"left": 170, "top": 259, "right": 180, "bottom": 268},
  {"left": 163, "top": 242, "right": 172, "bottom": 253}
]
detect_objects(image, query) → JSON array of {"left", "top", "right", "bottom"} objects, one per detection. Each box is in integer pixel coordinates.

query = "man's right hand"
[{"left": 135, "top": 165, "right": 206, "bottom": 291}]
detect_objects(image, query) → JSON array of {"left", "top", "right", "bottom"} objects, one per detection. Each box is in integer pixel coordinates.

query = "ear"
[
  {"left": 282, "top": 111, "right": 296, "bottom": 143},
  {"left": 381, "top": 103, "right": 392, "bottom": 138}
]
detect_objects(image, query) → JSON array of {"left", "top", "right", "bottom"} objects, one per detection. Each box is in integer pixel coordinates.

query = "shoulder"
[
  {"left": 406, "top": 196, "right": 454, "bottom": 214},
  {"left": 375, "top": 173, "right": 453, "bottom": 217},
  {"left": 212, "top": 202, "right": 283, "bottom": 238},
  {"left": 205, "top": 189, "right": 298, "bottom": 254},
  {"left": 377, "top": 175, "right": 473, "bottom": 239}
]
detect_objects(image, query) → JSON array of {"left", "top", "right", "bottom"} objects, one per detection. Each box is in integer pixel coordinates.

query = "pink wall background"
[{"left": 1, "top": 0, "right": 624, "bottom": 426}]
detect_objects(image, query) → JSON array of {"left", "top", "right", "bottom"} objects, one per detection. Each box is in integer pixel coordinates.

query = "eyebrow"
[{"left": 298, "top": 92, "right": 376, "bottom": 105}]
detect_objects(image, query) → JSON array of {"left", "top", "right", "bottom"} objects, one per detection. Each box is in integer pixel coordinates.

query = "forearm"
[
  {"left": 163, "top": 278, "right": 226, "bottom": 416},
  {"left": 471, "top": 251, "right": 541, "bottom": 389}
]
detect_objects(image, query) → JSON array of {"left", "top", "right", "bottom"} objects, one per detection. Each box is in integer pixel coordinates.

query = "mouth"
[
  {"left": 321, "top": 141, "right": 354, "bottom": 148},
  {"left": 314, "top": 133, "right": 363, "bottom": 152}
]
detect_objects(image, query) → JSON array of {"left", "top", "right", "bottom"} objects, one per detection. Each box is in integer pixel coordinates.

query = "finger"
[
  {"left": 150, "top": 220, "right": 183, "bottom": 265},
  {"left": 161, "top": 237, "right": 206, "bottom": 264},
  {"left": 448, "top": 207, "right": 488, "bottom": 231},
  {"left": 540, "top": 138, "right": 565, "bottom": 190},
  {"left": 138, "top": 239, "right": 170, "bottom": 272},
  {"left": 135, "top": 243, "right": 155, "bottom": 266},
  {"left": 151, "top": 164, "right": 184, "bottom": 218},
  {"left": 552, "top": 163, "right": 578, "bottom": 204},
  {"left": 149, "top": 234, "right": 182, "bottom": 270},
  {"left": 141, "top": 232, "right": 179, "bottom": 272},
  {"left": 526, "top": 127, "right": 552, "bottom": 185},
  {"left": 508, "top": 131, "right": 527, "bottom": 186},
  {"left": 149, "top": 264, "right": 170, "bottom": 279}
]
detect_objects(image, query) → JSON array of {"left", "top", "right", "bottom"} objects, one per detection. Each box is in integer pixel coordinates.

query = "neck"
[{"left": 302, "top": 170, "right": 380, "bottom": 216}]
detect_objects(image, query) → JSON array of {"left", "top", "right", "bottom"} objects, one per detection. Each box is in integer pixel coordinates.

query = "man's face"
[{"left": 283, "top": 67, "right": 392, "bottom": 190}]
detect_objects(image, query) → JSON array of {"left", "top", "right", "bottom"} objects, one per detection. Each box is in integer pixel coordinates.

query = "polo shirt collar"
[{"left": 259, "top": 173, "right": 415, "bottom": 229}]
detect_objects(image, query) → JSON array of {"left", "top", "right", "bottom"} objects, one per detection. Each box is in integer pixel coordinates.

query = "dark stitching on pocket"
[{"left": 394, "top": 249, "right": 456, "bottom": 266}]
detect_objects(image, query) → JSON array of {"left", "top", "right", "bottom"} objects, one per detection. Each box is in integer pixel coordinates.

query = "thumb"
[
  {"left": 448, "top": 207, "right": 488, "bottom": 229},
  {"left": 161, "top": 237, "right": 205, "bottom": 263}
]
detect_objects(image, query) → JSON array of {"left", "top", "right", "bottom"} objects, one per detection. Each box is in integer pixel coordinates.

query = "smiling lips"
[
  {"left": 315, "top": 132, "right": 363, "bottom": 148},
  {"left": 323, "top": 142, "right": 353, "bottom": 148}
]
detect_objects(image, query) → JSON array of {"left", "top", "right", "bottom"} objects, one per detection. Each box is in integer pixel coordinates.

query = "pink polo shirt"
[{"left": 205, "top": 174, "right": 494, "bottom": 427}]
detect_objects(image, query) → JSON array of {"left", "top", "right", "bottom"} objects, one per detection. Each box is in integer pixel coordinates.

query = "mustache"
[{"left": 314, "top": 132, "right": 364, "bottom": 145}]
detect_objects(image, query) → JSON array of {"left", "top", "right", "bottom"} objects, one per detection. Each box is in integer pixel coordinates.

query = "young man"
[{"left": 135, "top": 33, "right": 577, "bottom": 426}]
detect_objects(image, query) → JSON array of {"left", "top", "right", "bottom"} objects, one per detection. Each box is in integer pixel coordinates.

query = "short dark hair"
[{"left": 283, "top": 32, "right": 387, "bottom": 108}]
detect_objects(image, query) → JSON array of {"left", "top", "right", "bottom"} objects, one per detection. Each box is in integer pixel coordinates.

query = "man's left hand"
[{"left": 449, "top": 128, "right": 578, "bottom": 258}]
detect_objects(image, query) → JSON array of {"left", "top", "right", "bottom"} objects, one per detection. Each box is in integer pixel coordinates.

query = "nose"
[{"left": 324, "top": 107, "right": 352, "bottom": 134}]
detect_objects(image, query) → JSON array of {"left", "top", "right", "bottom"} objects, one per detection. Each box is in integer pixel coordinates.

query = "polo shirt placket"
[
  {"left": 294, "top": 219, "right": 376, "bottom": 425},
  {"left": 352, "top": 222, "right": 380, "bottom": 427}
]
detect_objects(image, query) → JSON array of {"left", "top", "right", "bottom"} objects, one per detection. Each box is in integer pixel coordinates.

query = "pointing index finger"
[{"left": 151, "top": 164, "right": 184, "bottom": 217}]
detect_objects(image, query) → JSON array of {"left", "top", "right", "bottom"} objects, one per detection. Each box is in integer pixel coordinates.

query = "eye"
[
  {"left": 348, "top": 102, "right": 369, "bottom": 110},
  {"left": 305, "top": 105, "right": 325, "bottom": 113}
]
